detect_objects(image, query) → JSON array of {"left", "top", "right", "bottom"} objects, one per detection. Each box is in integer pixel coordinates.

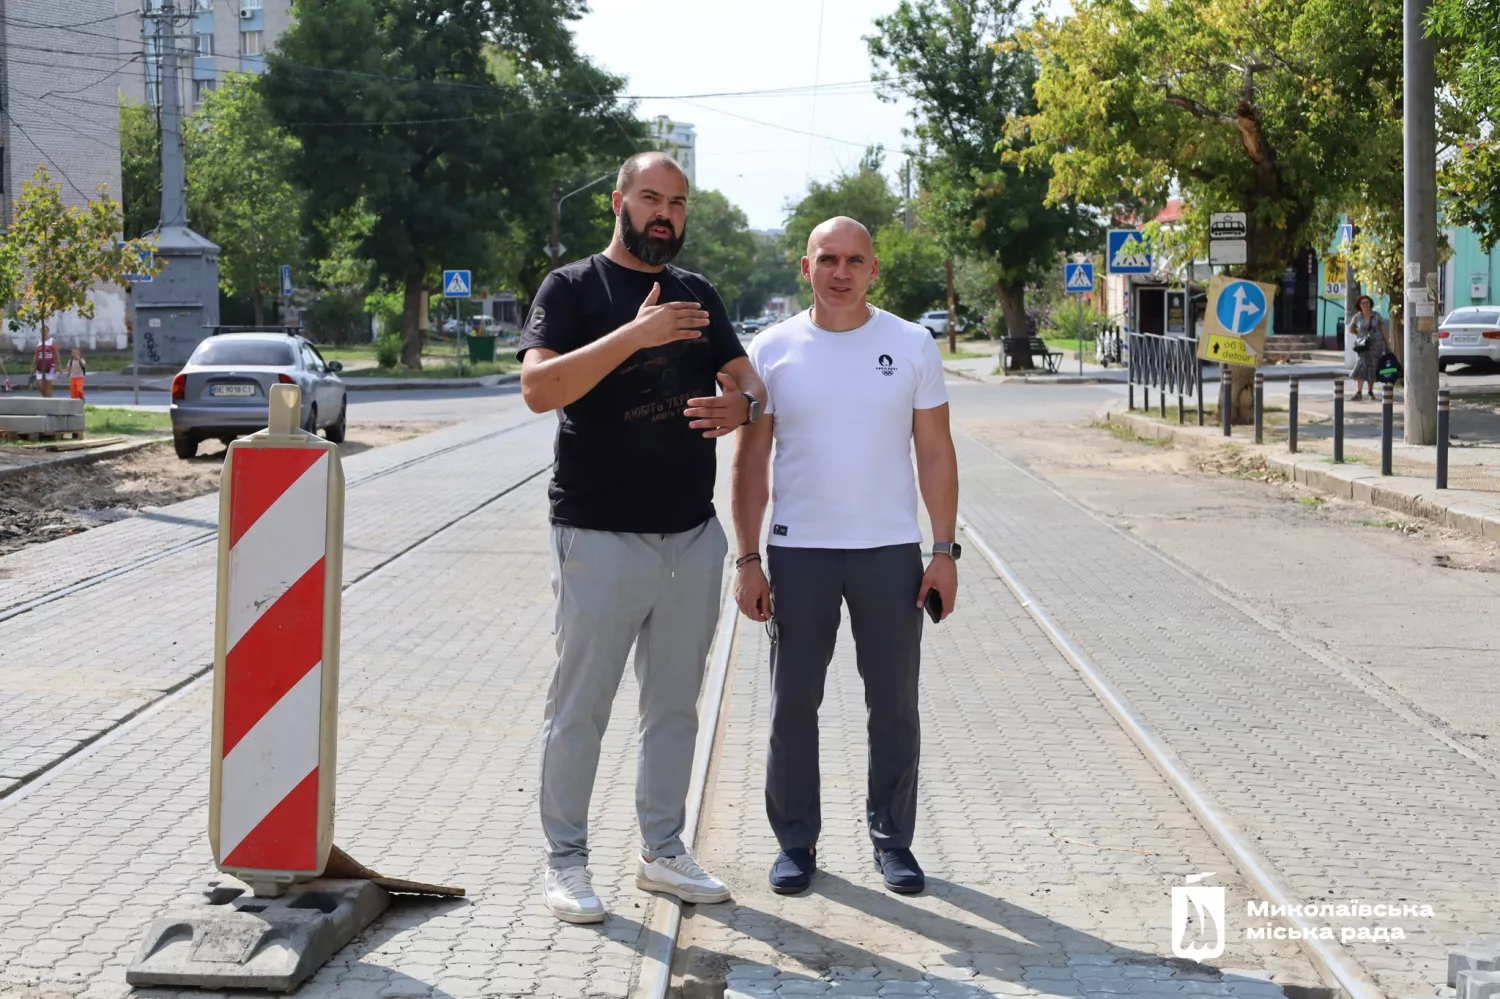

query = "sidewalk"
[{"left": 1106, "top": 387, "right": 1500, "bottom": 540}]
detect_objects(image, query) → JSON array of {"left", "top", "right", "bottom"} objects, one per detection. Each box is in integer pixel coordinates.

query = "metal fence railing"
[{"left": 1127, "top": 331, "right": 1205, "bottom": 425}]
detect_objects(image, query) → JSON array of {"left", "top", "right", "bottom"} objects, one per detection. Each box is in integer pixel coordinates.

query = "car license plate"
[
  {"left": 210, "top": 384, "right": 257, "bottom": 397},
  {"left": 1452, "top": 333, "right": 1480, "bottom": 345}
]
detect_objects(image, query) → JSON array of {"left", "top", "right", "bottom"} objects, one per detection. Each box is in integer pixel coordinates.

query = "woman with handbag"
[{"left": 1347, "top": 294, "right": 1388, "bottom": 401}]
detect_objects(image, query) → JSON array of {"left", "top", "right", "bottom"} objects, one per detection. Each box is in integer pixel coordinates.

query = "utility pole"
[
  {"left": 135, "top": 0, "right": 220, "bottom": 366},
  {"left": 1404, "top": 0, "right": 1439, "bottom": 445},
  {"left": 944, "top": 258, "right": 956, "bottom": 356},
  {"left": 1343, "top": 218, "right": 1360, "bottom": 351},
  {"left": 551, "top": 179, "right": 562, "bottom": 271},
  {"left": 902, "top": 159, "right": 913, "bottom": 232}
]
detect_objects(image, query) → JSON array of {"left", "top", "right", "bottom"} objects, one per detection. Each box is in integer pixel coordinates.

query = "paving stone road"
[
  {"left": 2, "top": 394, "right": 1494, "bottom": 999},
  {"left": 0, "top": 408, "right": 553, "bottom": 798},
  {"left": 673, "top": 562, "right": 1322, "bottom": 999},
  {"left": 952, "top": 430, "right": 1500, "bottom": 996}
]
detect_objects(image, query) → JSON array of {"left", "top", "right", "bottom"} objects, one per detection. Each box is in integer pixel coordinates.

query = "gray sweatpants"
[
  {"left": 765, "top": 543, "right": 925, "bottom": 852},
  {"left": 538, "top": 518, "right": 728, "bottom": 869}
]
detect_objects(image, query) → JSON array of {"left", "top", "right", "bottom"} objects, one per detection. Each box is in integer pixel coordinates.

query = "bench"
[{"left": 1003, "top": 336, "right": 1063, "bottom": 373}]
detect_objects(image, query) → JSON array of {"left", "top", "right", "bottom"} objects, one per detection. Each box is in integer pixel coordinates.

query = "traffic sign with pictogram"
[
  {"left": 1106, "top": 230, "right": 1153, "bottom": 274},
  {"left": 442, "top": 269, "right": 472, "bottom": 298},
  {"left": 1064, "top": 261, "right": 1095, "bottom": 293},
  {"left": 1197, "top": 275, "right": 1277, "bottom": 367}
]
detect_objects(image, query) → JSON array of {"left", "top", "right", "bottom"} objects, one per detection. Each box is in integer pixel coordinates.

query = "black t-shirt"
[{"left": 516, "top": 254, "right": 746, "bottom": 534}]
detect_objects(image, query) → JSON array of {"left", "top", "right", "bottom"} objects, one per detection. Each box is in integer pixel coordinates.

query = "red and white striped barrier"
[{"left": 209, "top": 385, "right": 344, "bottom": 896}]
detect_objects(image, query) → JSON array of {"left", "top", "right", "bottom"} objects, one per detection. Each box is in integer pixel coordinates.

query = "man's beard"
[{"left": 619, "top": 208, "right": 686, "bottom": 266}]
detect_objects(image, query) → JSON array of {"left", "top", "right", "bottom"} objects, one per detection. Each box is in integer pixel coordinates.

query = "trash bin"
[{"left": 466, "top": 334, "right": 496, "bottom": 363}]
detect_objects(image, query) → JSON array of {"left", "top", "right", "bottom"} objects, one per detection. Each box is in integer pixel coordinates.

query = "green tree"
[
  {"left": 1429, "top": 0, "right": 1500, "bottom": 245},
  {"left": 870, "top": 224, "right": 946, "bottom": 320},
  {"left": 263, "top": 0, "right": 638, "bottom": 368},
  {"left": 782, "top": 148, "right": 901, "bottom": 263},
  {"left": 736, "top": 231, "right": 800, "bottom": 318},
  {"left": 4, "top": 167, "right": 159, "bottom": 338},
  {"left": 185, "top": 75, "right": 304, "bottom": 325},
  {"left": 119, "top": 98, "right": 160, "bottom": 241},
  {"left": 870, "top": 0, "right": 1097, "bottom": 361},
  {"left": 674, "top": 189, "right": 757, "bottom": 310},
  {"left": 1016, "top": 0, "right": 1404, "bottom": 402},
  {"left": 1017, "top": 0, "right": 1403, "bottom": 281}
]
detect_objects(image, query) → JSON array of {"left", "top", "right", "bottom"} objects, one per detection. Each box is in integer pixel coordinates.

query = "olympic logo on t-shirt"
[{"left": 877, "top": 354, "right": 895, "bottom": 376}]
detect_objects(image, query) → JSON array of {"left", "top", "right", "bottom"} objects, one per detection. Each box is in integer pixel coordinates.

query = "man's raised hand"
[{"left": 629, "top": 282, "right": 710, "bottom": 348}]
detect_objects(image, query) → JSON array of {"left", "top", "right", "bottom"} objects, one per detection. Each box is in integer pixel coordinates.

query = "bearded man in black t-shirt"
[{"left": 516, "top": 151, "right": 766, "bottom": 924}]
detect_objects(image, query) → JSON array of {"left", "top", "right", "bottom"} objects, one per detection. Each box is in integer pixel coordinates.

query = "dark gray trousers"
[{"left": 764, "top": 543, "right": 924, "bottom": 852}]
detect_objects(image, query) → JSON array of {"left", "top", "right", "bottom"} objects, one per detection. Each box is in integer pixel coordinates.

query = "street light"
[{"left": 552, "top": 173, "right": 613, "bottom": 269}]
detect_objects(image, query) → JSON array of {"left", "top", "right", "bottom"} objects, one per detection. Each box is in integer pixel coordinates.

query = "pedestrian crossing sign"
[
  {"left": 1106, "top": 229, "right": 1153, "bottom": 275},
  {"left": 442, "top": 269, "right": 472, "bottom": 298},
  {"left": 1064, "top": 261, "right": 1095, "bottom": 294}
]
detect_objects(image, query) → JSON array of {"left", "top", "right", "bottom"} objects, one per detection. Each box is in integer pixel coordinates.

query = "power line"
[
  {"left": 1, "top": 109, "right": 91, "bottom": 200},
  {"left": 669, "top": 97, "right": 869, "bottom": 149},
  {"left": 806, "top": 0, "right": 828, "bottom": 179}
]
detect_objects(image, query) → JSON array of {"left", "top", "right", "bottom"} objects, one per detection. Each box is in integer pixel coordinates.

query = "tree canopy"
[
  {"left": 185, "top": 75, "right": 304, "bottom": 324},
  {"left": 870, "top": 0, "right": 1096, "bottom": 343},
  {"left": 262, "top": 0, "right": 639, "bottom": 366},
  {"left": 1016, "top": 0, "right": 1404, "bottom": 283},
  {"left": 781, "top": 149, "right": 901, "bottom": 262}
]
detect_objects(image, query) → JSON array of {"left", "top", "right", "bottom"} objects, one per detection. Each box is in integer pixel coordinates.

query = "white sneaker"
[
  {"left": 543, "top": 866, "right": 605, "bottom": 924},
  {"left": 636, "top": 853, "right": 732, "bottom": 904}
]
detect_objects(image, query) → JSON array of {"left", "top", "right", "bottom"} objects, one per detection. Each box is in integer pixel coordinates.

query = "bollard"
[
  {"left": 210, "top": 382, "right": 345, "bottom": 896},
  {"left": 1197, "top": 361, "right": 1205, "bottom": 427},
  {"left": 1288, "top": 376, "right": 1299, "bottom": 453},
  {"left": 1144, "top": 384, "right": 1151, "bottom": 414},
  {"left": 1160, "top": 379, "right": 1166, "bottom": 419},
  {"left": 1254, "top": 371, "right": 1265, "bottom": 445},
  {"left": 127, "top": 383, "right": 462, "bottom": 992},
  {"left": 1220, "top": 364, "right": 1231, "bottom": 437},
  {"left": 1333, "top": 379, "right": 1345, "bottom": 463},
  {"left": 1129, "top": 381, "right": 1135, "bottom": 411},
  {"left": 1437, "top": 388, "right": 1450, "bottom": 490},
  {"left": 1381, "top": 383, "right": 1394, "bottom": 476}
]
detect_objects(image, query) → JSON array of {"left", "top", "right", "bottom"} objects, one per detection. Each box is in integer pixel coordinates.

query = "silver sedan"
[{"left": 169, "top": 332, "right": 347, "bottom": 459}]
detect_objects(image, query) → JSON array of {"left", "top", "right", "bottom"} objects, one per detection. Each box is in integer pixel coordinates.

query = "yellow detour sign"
[
  {"left": 1197, "top": 274, "right": 1277, "bottom": 367},
  {"left": 1204, "top": 333, "right": 1257, "bottom": 366}
]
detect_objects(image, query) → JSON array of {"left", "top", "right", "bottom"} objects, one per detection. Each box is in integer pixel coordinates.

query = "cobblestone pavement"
[
  {"left": 0, "top": 474, "right": 681, "bottom": 999},
  {"left": 674, "top": 569, "right": 1324, "bottom": 999},
  {"left": 0, "top": 405, "right": 543, "bottom": 616},
  {"left": 952, "top": 430, "right": 1500, "bottom": 996},
  {"left": 0, "top": 407, "right": 552, "bottom": 798}
]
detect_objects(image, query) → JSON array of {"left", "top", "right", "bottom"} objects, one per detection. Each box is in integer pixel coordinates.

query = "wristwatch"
[
  {"left": 742, "top": 392, "right": 762, "bottom": 425},
  {"left": 932, "top": 541, "right": 962, "bottom": 561}
]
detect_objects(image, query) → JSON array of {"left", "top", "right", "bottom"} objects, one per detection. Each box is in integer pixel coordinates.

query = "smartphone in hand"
[{"left": 925, "top": 588, "right": 943, "bottom": 624}]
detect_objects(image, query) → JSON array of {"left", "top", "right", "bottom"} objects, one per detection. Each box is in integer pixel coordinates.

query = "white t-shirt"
[{"left": 748, "top": 306, "right": 948, "bottom": 550}]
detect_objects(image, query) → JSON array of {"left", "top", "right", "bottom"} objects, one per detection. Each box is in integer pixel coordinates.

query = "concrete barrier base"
[{"left": 125, "top": 877, "right": 389, "bottom": 991}]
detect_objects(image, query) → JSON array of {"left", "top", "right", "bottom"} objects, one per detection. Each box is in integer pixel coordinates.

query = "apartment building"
[
  {"left": 120, "top": 0, "right": 294, "bottom": 112},
  {"left": 0, "top": 0, "right": 128, "bottom": 347}
]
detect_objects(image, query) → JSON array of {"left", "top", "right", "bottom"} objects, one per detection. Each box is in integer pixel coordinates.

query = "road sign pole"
[{"left": 456, "top": 298, "right": 463, "bottom": 378}]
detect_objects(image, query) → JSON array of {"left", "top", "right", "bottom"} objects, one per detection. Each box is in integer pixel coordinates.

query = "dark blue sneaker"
[
  {"left": 769, "top": 847, "right": 816, "bottom": 894},
  {"left": 873, "top": 847, "right": 925, "bottom": 894}
]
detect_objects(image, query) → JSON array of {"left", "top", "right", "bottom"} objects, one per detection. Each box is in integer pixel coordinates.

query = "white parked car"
[
  {"left": 1438, "top": 307, "right": 1500, "bottom": 371},
  {"left": 917, "top": 310, "right": 951, "bottom": 337}
]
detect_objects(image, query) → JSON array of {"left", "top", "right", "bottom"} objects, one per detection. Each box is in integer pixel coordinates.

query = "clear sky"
[{"left": 570, "top": 0, "right": 920, "bottom": 232}]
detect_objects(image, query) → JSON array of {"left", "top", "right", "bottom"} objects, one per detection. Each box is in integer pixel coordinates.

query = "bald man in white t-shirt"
[{"left": 730, "top": 217, "right": 960, "bottom": 896}]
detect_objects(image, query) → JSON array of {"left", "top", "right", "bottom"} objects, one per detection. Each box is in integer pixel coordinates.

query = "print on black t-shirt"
[{"left": 516, "top": 254, "right": 746, "bottom": 534}]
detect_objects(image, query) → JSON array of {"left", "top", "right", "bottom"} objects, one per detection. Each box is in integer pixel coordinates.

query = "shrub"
[
  {"left": 375, "top": 332, "right": 402, "bottom": 369},
  {"left": 1046, "top": 298, "right": 1105, "bottom": 341}
]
